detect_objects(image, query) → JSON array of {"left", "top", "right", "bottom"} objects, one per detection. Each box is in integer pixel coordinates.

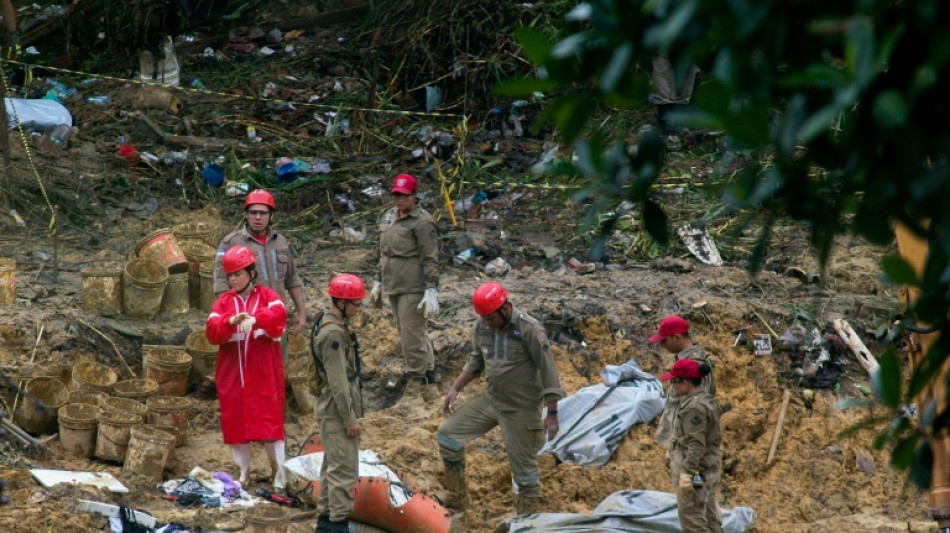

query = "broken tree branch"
[
  {"left": 832, "top": 318, "right": 881, "bottom": 376},
  {"left": 135, "top": 112, "right": 239, "bottom": 150},
  {"left": 75, "top": 318, "right": 136, "bottom": 379},
  {"left": 767, "top": 390, "right": 791, "bottom": 466}
]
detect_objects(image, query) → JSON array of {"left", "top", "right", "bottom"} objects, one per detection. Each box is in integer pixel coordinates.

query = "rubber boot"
[
  {"left": 442, "top": 458, "right": 468, "bottom": 511},
  {"left": 517, "top": 493, "right": 541, "bottom": 515},
  {"left": 422, "top": 373, "right": 440, "bottom": 403},
  {"left": 401, "top": 377, "right": 424, "bottom": 404},
  {"left": 314, "top": 515, "right": 332, "bottom": 533}
]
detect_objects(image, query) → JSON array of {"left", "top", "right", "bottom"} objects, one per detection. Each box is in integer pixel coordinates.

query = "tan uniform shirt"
[
  {"left": 374, "top": 206, "right": 439, "bottom": 295},
  {"left": 670, "top": 389, "right": 722, "bottom": 476},
  {"left": 656, "top": 345, "right": 715, "bottom": 447},
  {"left": 214, "top": 225, "right": 303, "bottom": 303},
  {"left": 313, "top": 313, "right": 362, "bottom": 428},
  {"left": 463, "top": 306, "right": 565, "bottom": 413}
]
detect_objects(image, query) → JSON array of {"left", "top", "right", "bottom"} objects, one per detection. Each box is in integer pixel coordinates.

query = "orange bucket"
[{"left": 134, "top": 229, "right": 189, "bottom": 274}]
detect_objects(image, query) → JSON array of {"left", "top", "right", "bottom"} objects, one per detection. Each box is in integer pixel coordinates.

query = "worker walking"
[
  {"left": 661, "top": 358, "right": 722, "bottom": 533},
  {"left": 311, "top": 274, "right": 365, "bottom": 533},
  {"left": 214, "top": 189, "right": 308, "bottom": 360},
  {"left": 205, "top": 245, "right": 288, "bottom": 487},
  {"left": 369, "top": 174, "right": 441, "bottom": 402},
  {"left": 437, "top": 282, "right": 564, "bottom": 515},
  {"left": 650, "top": 316, "right": 716, "bottom": 448}
]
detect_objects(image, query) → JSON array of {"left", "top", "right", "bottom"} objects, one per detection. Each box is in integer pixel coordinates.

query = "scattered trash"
[
  {"left": 30, "top": 469, "right": 128, "bottom": 493},
  {"left": 334, "top": 194, "right": 356, "bottom": 212},
  {"left": 484, "top": 257, "right": 511, "bottom": 277},
  {"left": 246, "top": 125, "right": 257, "bottom": 141},
  {"left": 567, "top": 257, "right": 596, "bottom": 275},
  {"left": 531, "top": 143, "right": 560, "bottom": 174},
  {"left": 312, "top": 158, "right": 332, "bottom": 174},
  {"left": 202, "top": 163, "right": 225, "bottom": 187},
  {"left": 118, "top": 145, "right": 140, "bottom": 167},
  {"left": 453, "top": 248, "right": 474, "bottom": 266},
  {"left": 225, "top": 181, "right": 249, "bottom": 196},
  {"left": 425, "top": 85, "right": 443, "bottom": 112},
  {"left": 49, "top": 123, "right": 75, "bottom": 147},
  {"left": 161, "top": 150, "right": 189, "bottom": 166},
  {"left": 777, "top": 324, "right": 807, "bottom": 352},
  {"left": 4, "top": 98, "right": 72, "bottom": 130},
  {"left": 677, "top": 223, "right": 723, "bottom": 266},
  {"left": 84, "top": 95, "right": 111, "bottom": 105},
  {"left": 260, "top": 46, "right": 276, "bottom": 56},
  {"left": 45, "top": 79, "right": 77, "bottom": 100},
  {"left": 361, "top": 184, "right": 387, "bottom": 197},
  {"left": 188, "top": 76, "right": 205, "bottom": 90},
  {"left": 453, "top": 190, "right": 488, "bottom": 213},
  {"left": 9, "top": 209, "right": 24, "bottom": 227},
  {"left": 135, "top": 85, "right": 182, "bottom": 114},
  {"left": 329, "top": 226, "right": 366, "bottom": 244},
  {"left": 32, "top": 251, "right": 51, "bottom": 261},
  {"left": 753, "top": 334, "right": 772, "bottom": 356},
  {"left": 276, "top": 161, "right": 299, "bottom": 184},
  {"left": 266, "top": 28, "right": 283, "bottom": 43},
  {"left": 77, "top": 500, "right": 157, "bottom": 528}
]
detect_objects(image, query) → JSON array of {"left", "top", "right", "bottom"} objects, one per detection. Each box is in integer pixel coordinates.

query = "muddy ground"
[{"left": 0, "top": 3, "right": 933, "bottom": 532}]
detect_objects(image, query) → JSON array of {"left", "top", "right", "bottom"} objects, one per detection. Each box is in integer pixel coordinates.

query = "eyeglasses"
[
  {"left": 247, "top": 210, "right": 271, "bottom": 217},
  {"left": 670, "top": 378, "right": 686, "bottom": 384},
  {"left": 347, "top": 301, "right": 363, "bottom": 308}
]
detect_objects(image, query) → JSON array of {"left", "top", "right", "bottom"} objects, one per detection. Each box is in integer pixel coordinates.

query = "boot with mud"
[
  {"left": 441, "top": 458, "right": 468, "bottom": 512},
  {"left": 517, "top": 493, "right": 541, "bottom": 515},
  {"left": 422, "top": 370, "right": 441, "bottom": 403},
  {"left": 400, "top": 377, "right": 426, "bottom": 405},
  {"left": 314, "top": 515, "right": 331, "bottom": 533},
  {"left": 328, "top": 518, "right": 349, "bottom": 532}
]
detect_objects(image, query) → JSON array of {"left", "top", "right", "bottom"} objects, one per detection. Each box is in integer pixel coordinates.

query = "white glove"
[
  {"left": 417, "top": 287, "right": 440, "bottom": 318},
  {"left": 229, "top": 312, "right": 249, "bottom": 326},
  {"left": 238, "top": 316, "right": 257, "bottom": 334},
  {"left": 370, "top": 279, "right": 382, "bottom": 306}
]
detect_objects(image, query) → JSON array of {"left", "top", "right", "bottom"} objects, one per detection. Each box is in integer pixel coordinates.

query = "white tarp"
[
  {"left": 4, "top": 98, "right": 72, "bottom": 130},
  {"left": 500, "top": 489, "right": 756, "bottom": 532},
  {"left": 540, "top": 360, "right": 666, "bottom": 466}
]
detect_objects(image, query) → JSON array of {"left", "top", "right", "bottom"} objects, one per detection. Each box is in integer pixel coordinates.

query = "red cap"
[
  {"left": 649, "top": 315, "right": 689, "bottom": 343},
  {"left": 391, "top": 174, "right": 418, "bottom": 195},
  {"left": 661, "top": 358, "right": 702, "bottom": 381}
]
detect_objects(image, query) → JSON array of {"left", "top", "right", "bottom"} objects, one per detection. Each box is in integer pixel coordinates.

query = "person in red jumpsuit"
[{"left": 206, "top": 244, "right": 288, "bottom": 487}]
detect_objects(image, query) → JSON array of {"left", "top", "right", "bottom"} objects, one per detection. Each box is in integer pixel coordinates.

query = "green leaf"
[
  {"left": 642, "top": 199, "right": 669, "bottom": 245},
  {"left": 872, "top": 91, "right": 909, "bottom": 130},
  {"left": 871, "top": 348, "right": 901, "bottom": 409},
  {"left": 910, "top": 438, "right": 933, "bottom": 489},
  {"left": 516, "top": 28, "right": 554, "bottom": 65},
  {"left": 891, "top": 434, "right": 920, "bottom": 470},
  {"left": 551, "top": 32, "right": 589, "bottom": 59},
  {"left": 880, "top": 255, "right": 919, "bottom": 286},
  {"left": 600, "top": 42, "right": 634, "bottom": 93}
]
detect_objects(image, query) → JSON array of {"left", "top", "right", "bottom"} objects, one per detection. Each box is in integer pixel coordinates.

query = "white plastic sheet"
[
  {"left": 500, "top": 489, "right": 756, "bottom": 532},
  {"left": 274, "top": 449, "right": 408, "bottom": 504},
  {"left": 540, "top": 360, "right": 666, "bottom": 466},
  {"left": 4, "top": 98, "right": 72, "bottom": 130}
]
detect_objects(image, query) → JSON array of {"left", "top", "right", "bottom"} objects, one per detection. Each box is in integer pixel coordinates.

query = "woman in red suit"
[{"left": 206, "top": 245, "right": 288, "bottom": 486}]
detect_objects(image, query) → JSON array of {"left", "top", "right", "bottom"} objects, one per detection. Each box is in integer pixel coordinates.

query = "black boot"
[
  {"left": 329, "top": 518, "right": 350, "bottom": 533},
  {"left": 314, "top": 515, "right": 331, "bottom": 533}
]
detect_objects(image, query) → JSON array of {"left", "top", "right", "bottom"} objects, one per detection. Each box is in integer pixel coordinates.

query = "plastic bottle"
[
  {"left": 49, "top": 124, "right": 73, "bottom": 146},
  {"left": 85, "top": 95, "right": 111, "bottom": 105},
  {"left": 188, "top": 76, "right": 205, "bottom": 89},
  {"left": 9, "top": 210, "right": 24, "bottom": 227},
  {"left": 246, "top": 125, "right": 257, "bottom": 140},
  {"left": 45, "top": 79, "right": 77, "bottom": 100}
]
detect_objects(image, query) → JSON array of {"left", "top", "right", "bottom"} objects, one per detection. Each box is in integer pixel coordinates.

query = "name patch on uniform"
[{"left": 537, "top": 332, "right": 546, "bottom": 343}]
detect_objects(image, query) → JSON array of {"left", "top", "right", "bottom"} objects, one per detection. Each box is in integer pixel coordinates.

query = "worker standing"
[
  {"left": 205, "top": 245, "right": 288, "bottom": 487},
  {"left": 369, "top": 174, "right": 440, "bottom": 402},
  {"left": 437, "top": 282, "right": 564, "bottom": 515},
  {"left": 215, "top": 189, "right": 308, "bottom": 362},
  {"left": 1, "top": 0, "right": 18, "bottom": 60},
  {"left": 650, "top": 316, "right": 716, "bottom": 447},
  {"left": 311, "top": 274, "right": 365, "bottom": 533},
  {"left": 662, "top": 358, "right": 722, "bottom": 533}
]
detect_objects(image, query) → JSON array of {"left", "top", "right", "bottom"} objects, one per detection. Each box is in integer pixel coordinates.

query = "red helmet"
[
  {"left": 328, "top": 274, "right": 366, "bottom": 300},
  {"left": 390, "top": 174, "right": 418, "bottom": 195},
  {"left": 245, "top": 189, "right": 276, "bottom": 211},
  {"left": 472, "top": 282, "right": 507, "bottom": 315},
  {"left": 222, "top": 245, "right": 256, "bottom": 274}
]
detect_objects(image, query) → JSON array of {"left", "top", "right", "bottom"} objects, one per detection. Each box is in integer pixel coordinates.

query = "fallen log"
[{"left": 135, "top": 112, "right": 238, "bottom": 150}]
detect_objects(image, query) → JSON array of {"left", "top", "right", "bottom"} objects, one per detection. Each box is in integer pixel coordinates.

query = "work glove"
[
  {"left": 369, "top": 279, "right": 382, "bottom": 308},
  {"left": 678, "top": 473, "right": 694, "bottom": 496},
  {"left": 238, "top": 316, "right": 257, "bottom": 334},
  {"left": 229, "top": 312, "right": 249, "bottom": 326},
  {"left": 417, "top": 287, "right": 439, "bottom": 318}
]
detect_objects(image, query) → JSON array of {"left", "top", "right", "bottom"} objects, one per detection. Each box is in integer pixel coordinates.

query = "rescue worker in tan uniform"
[
  {"left": 214, "top": 189, "right": 308, "bottom": 361},
  {"left": 437, "top": 282, "right": 564, "bottom": 515},
  {"left": 369, "top": 174, "right": 440, "bottom": 402},
  {"left": 662, "top": 358, "right": 722, "bottom": 533},
  {"left": 650, "top": 316, "right": 715, "bottom": 447},
  {"left": 311, "top": 274, "right": 365, "bottom": 533}
]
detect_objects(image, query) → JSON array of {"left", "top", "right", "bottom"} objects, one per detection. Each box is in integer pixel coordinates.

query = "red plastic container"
[{"left": 118, "top": 145, "right": 141, "bottom": 167}]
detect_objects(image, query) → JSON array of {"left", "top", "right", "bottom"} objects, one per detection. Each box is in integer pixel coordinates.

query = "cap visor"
[
  {"left": 648, "top": 333, "right": 664, "bottom": 343},
  {"left": 660, "top": 372, "right": 675, "bottom": 381},
  {"left": 391, "top": 187, "right": 413, "bottom": 194}
]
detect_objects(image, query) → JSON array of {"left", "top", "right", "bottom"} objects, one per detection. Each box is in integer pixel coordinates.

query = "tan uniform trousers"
[
  {"left": 389, "top": 292, "right": 433, "bottom": 379},
  {"left": 436, "top": 392, "right": 544, "bottom": 497},
  {"left": 652, "top": 56, "right": 700, "bottom": 105},
  {"left": 670, "top": 463, "right": 722, "bottom": 533},
  {"left": 316, "top": 417, "right": 359, "bottom": 522}
]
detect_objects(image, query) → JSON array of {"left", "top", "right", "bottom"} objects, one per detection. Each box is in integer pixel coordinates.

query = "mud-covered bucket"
[
  {"left": 245, "top": 505, "right": 288, "bottom": 533},
  {"left": 134, "top": 228, "right": 189, "bottom": 274},
  {"left": 173, "top": 222, "right": 216, "bottom": 247},
  {"left": 101, "top": 397, "right": 148, "bottom": 422},
  {"left": 198, "top": 261, "right": 215, "bottom": 312},
  {"left": 0, "top": 257, "right": 14, "bottom": 307},
  {"left": 81, "top": 261, "right": 123, "bottom": 316},
  {"left": 71, "top": 360, "right": 117, "bottom": 394},
  {"left": 185, "top": 329, "right": 218, "bottom": 382},
  {"left": 146, "top": 395, "right": 193, "bottom": 447},
  {"left": 286, "top": 357, "right": 316, "bottom": 415},
  {"left": 145, "top": 349, "right": 192, "bottom": 396},
  {"left": 123, "top": 259, "right": 168, "bottom": 319},
  {"left": 96, "top": 410, "right": 141, "bottom": 462},
  {"left": 180, "top": 241, "right": 216, "bottom": 308},
  {"left": 113, "top": 378, "right": 159, "bottom": 403},
  {"left": 16, "top": 377, "right": 69, "bottom": 434},
  {"left": 68, "top": 389, "right": 107, "bottom": 407},
  {"left": 58, "top": 403, "right": 98, "bottom": 458},
  {"left": 141, "top": 344, "right": 179, "bottom": 380},
  {"left": 123, "top": 425, "right": 175, "bottom": 483},
  {"left": 161, "top": 271, "right": 190, "bottom": 315}
]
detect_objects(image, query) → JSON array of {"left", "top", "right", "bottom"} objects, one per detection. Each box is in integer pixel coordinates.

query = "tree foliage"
[{"left": 498, "top": 0, "right": 950, "bottom": 488}]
